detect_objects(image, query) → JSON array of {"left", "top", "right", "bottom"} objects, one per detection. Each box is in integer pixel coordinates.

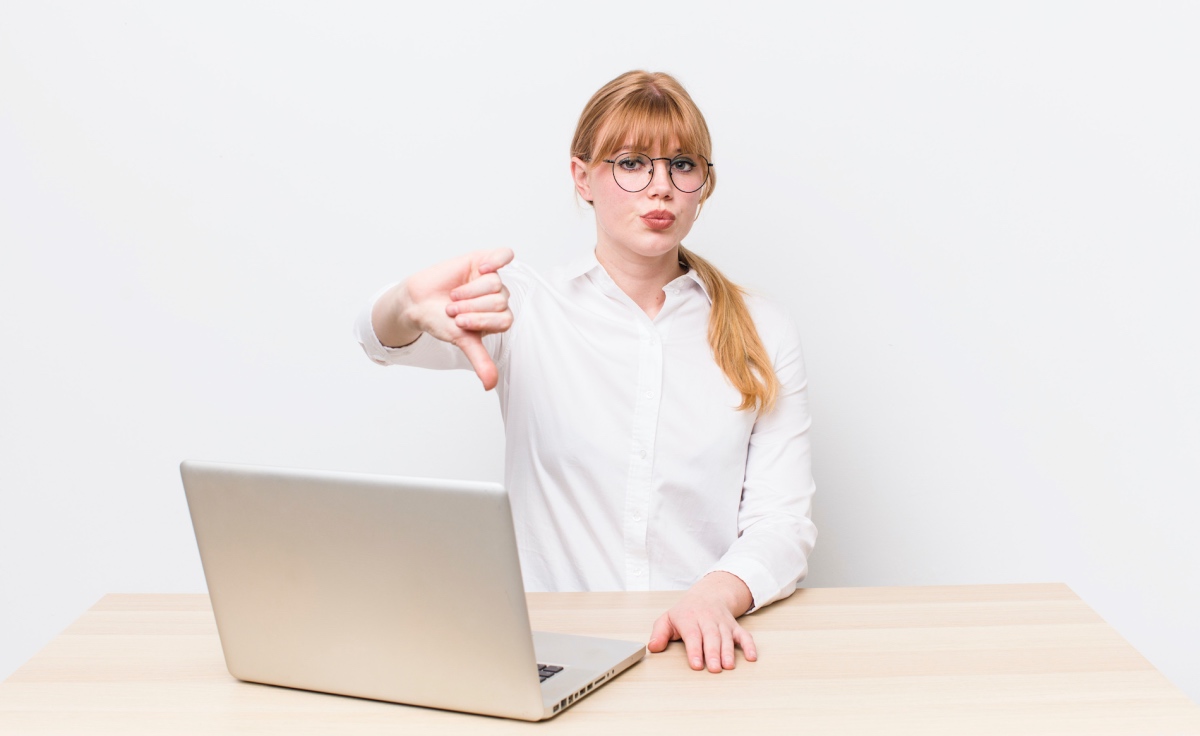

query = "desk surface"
[{"left": 1, "top": 584, "right": 1197, "bottom": 735}]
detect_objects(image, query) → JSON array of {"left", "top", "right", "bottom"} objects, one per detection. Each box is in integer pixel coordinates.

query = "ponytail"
[
  {"left": 679, "top": 247, "right": 779, "bottom": 413},
  {"left": 568, "top": 72, "right": 775, "bottom": 411}
]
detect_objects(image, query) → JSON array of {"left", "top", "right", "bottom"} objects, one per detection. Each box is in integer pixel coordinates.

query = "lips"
[{"left": 641, "top": 210, "right": 676, "bottom": 230}]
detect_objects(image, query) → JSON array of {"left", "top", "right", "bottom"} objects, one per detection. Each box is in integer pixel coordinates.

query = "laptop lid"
[{"left": 180, "top": 460, "right": 547, "bottom": 720}]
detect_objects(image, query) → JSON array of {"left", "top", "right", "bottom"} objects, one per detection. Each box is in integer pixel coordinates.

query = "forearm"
[
  {"left": 718, "top": 308, "right": 817, "bottom": 612},
  {"left": 371, "top": 281, "right": 423, "bottom": 348}
]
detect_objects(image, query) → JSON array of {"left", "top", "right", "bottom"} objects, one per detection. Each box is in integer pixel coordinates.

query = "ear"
[{"left": 571, "top": 157, "right": 594, "bottom": 205}]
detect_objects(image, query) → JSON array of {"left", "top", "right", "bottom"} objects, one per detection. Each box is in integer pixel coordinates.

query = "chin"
[
  {"left": 597, "top": 219, "right": 693, "bottom": 260},
  {"left": 637, "top": 226, "right": 692, "bottom": 252},
  {"left": 630, "top": 239, "right": 683, "bottom": 259}
]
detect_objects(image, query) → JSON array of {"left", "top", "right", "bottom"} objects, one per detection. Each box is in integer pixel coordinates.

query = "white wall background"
[{"left": 2, "top": 0, "right": 1197, "bottom": 702}]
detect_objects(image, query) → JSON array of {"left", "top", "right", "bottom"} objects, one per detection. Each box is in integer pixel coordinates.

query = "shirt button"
[
  {"left": 644, "top": 390, "right": 654, "bottom": 398},
  {"left": 639, "top": 450, "right": 647, "bottom": 460},
  {"left": 632, "top": 510, "right": 642, "bottom": 521}
]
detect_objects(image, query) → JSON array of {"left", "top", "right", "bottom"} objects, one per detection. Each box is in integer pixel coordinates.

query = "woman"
[{"left": 356, "top": 71, "right": 816, "bottom": 674}]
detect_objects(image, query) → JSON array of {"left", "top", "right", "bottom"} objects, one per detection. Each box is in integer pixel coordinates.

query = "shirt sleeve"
[
  {"left": 353, "top": 263, "right": 531, "bottom": 370},
  {"left": 705, "top": 303, "right": 818, "bottom": 613}
]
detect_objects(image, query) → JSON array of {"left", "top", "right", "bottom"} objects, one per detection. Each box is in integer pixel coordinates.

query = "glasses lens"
[
  {"left": 668, "top": 154, "right": 709, "bottom": 193},
  {"left": 612, "top": 153, "right": 652, "bottom": 192}
]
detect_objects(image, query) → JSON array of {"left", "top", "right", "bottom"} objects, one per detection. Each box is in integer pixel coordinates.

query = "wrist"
[
  {"left": 702, "top": 571, "right": 753, "bottom": 616},
  {"left": 374, "top": 282, "right": 423, "bottom": 348}
]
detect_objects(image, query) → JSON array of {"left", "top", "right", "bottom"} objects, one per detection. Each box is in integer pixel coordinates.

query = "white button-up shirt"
[{"left": 355, "top": 252, "right": 817, "bottom": 611}]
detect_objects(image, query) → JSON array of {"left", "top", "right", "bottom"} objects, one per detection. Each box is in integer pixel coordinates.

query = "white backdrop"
[{"left": 2, "top": 1, "right": 1197, "bottom": 702}]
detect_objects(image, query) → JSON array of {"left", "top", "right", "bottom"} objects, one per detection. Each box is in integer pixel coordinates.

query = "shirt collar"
[
  {"left": 558, "top": 248, "right": 713, "bottom": 305},
  {"left": 558, "top": 249, "right": 600, "bottom": 282},
  {"left": 678, "top": 263, "right": 712, "bottom": 304}
]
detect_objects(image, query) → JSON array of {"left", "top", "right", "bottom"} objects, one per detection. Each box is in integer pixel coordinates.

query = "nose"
[{"left": 646, "top": 159, "right": 673, "bottom": 197}]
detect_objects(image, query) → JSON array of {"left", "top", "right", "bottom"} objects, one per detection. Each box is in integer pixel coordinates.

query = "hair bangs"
[
  {"left": 591, "top": 92, "right": 710, "bottom": 163},
  {"left": 572, "top": 70, "right": 717, "bottom": 201}
]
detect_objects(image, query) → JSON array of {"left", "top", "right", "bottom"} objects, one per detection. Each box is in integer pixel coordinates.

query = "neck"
[{"left": 594, "top": 243, "right": 686, "bottom": 318}]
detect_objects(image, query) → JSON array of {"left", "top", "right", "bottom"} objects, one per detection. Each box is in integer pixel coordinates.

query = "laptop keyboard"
[{"left": 538, "top": 664, "right": 563, "bottom": 682}]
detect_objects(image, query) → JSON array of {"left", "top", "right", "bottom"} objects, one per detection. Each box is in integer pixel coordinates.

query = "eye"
[
  {"left": 671, "top": 156, "right": 697, "bottom": 173},
  {"left": 616, "top": 154, "right": 648, "bottom": 172}
]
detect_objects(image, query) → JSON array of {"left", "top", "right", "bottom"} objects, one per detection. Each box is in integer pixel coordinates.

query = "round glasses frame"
[{"left": 600, "top": 152, "right": 714, "bottom": 194}]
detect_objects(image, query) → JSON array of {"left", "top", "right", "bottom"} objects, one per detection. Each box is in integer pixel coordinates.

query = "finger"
[
  {"left": 733, "top": 625, "right": 758, "bottom": 662},
  {"left": 449, "top": 273, "right": 503, "bottom": 302},
  {"left": 453, "top": 333, "right": 498, "bottom": 390},
  {"left": 721, "top": 624, "right": 736, "bottom": 670},
  {"left": 701, "top": 621, "right": 723, "bottom": 673},
  {"left": 454, "top": 310, "right": 513, "bottom": 334},
  {"left": 680, "top": 624, "right": 704, "bottom": 671},
  {"left": 647, "top": 613, "right": 675, "bottom": 653},
  {"left": 477, "top": 247, "right": 515, "bottom": 274},
  {"left": 446, "top": 291, "right": 508, "bottom": 318}
]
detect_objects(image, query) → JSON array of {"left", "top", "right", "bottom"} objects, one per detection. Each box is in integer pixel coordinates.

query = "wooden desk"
[{"left": 1, "top": 584, "right": 1197, "bottom": 734}]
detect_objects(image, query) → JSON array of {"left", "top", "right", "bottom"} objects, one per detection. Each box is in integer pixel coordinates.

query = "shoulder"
[
  {"left": 498, "top": 258, "right": 538, "bottom": 289},
  {"left": 496, "top": 258, "right": 547, "bottom": 312},
  {"left": 743, "top": 292, "right": 801, "bottom": 347},
  {"left": 740, "top": 291, "right": 807, "bottom": 377}
]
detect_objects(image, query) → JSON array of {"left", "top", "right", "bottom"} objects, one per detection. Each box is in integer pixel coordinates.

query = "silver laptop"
[{"left": 180, "top": 460, "right": 645, "bottom": 721}]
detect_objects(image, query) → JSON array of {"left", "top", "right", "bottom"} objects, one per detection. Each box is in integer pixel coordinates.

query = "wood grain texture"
[{"left": 1, "top": 584, "right": 1197, "bottom": 735}]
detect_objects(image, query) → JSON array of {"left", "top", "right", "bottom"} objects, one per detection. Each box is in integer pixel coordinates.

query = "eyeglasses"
[{"left": 601, "top": 152, "right": 714, "bottom": 193}]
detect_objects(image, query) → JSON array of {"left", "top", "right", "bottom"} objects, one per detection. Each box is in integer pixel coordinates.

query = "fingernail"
[{"left": 692, "top": 657, "right": 702, "bottom": 668}]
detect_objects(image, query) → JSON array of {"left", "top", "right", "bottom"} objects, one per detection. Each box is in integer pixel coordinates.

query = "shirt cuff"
[
  {"left": 704, "top": 556, "right": 797, "bottom": 615},
  {"left": 354, "top": 288, "right": 438, "bottom": 366}
]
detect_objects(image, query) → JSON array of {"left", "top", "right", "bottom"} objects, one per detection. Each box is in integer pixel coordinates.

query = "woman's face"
[{"left": 572, "top": 142, "right": 706, "bottom": 264}]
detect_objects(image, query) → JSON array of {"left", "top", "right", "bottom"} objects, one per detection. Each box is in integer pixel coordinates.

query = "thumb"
[
  {"left": 647, "top": 613, "right": 675, "bottom": 653},
  {"left": 454, "top": 332, "right": 498, "bottom": 391},
  {"left": 475, "top": 247, "right": 515, "bottom": 275}
]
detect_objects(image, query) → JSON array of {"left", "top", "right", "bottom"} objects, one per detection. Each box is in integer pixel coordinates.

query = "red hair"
[{"left": 572, "top": 71, "right": 778, "bottom": 413}]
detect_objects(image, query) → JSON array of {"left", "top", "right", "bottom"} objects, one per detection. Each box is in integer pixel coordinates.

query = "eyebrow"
[{"left": 618, "top": 146, "right": 689, "bottom": 154}]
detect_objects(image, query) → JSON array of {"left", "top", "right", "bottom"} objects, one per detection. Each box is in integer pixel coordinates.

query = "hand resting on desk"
[{"left": 648, "top": 571, "right": 757, "bottom": 673}]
